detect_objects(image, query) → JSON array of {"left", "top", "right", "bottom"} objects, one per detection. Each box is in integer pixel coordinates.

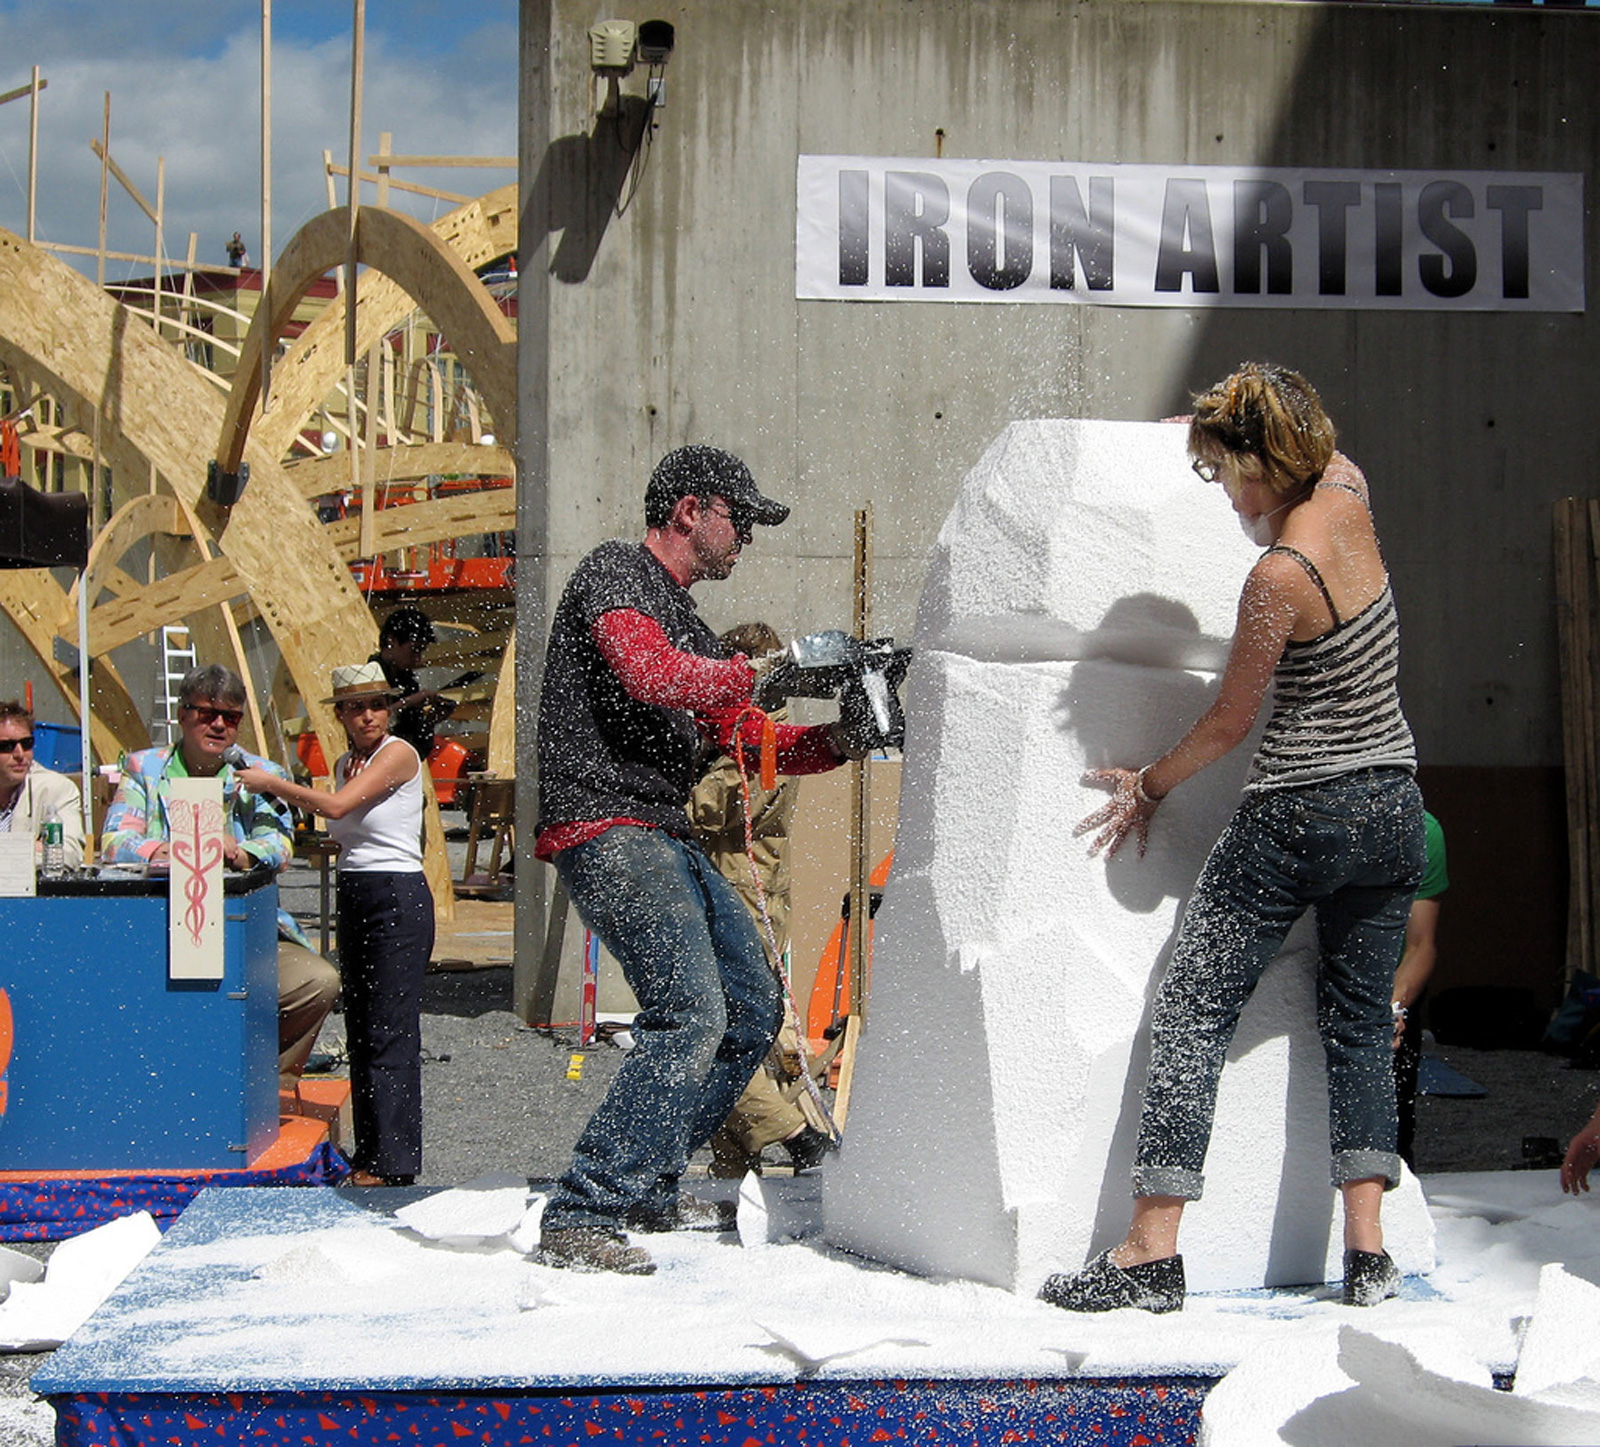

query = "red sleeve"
[
  {"left": 593, "top": 609, "right": 754, "bottom": 710},
  {"left": 698, "top": 708, "right": 844, "bottom": 776}
]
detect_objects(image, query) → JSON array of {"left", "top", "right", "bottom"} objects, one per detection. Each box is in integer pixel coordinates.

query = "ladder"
[{"left": 156, "top": 626, "right": 197, "bottom": 745}]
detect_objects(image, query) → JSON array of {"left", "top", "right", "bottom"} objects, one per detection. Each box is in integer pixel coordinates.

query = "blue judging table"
[{"left": 0, "top": 867, "right": 279, "bottom": 1171}]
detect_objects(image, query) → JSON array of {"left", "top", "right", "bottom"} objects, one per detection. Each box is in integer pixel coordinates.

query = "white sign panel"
[
  {"left": 166, "top": 777, "right": 225, "bottom": 982},
  {"left": 0, "top": 837, "right": 34, "bottom": 898},
  {"left": 796, "top": 156, "right": 1584, "bottom": 312}
]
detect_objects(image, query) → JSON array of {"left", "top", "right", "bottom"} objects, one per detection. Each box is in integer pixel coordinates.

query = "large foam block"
[{"left": 823, "top": 420, "right": 1434, "bottom": 1295}]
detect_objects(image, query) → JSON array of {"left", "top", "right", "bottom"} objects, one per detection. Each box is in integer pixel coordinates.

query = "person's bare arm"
[
  {"left": 1391, "top": 897, "right": 1441, "bottom": 1048},
  {"left": 1078, "top": 557, "right": 1300, "bottom": 858},
  {"left": 237, "top": 743, "right": 418, "bottom": 821}
]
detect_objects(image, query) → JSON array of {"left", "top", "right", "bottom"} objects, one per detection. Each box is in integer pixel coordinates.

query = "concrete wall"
[{"left": 520, "top": 0, "right": 1600, "bottom": 1010}]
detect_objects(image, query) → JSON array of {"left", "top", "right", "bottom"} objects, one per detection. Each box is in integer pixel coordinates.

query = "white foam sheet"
[
  {"left": 392, "top": 1170, "right": 542, "bottom": 1250},
  {"left": 32, "top": 1176, "right": 1600, "bottom": 1401},
  {"left": 0, "top": 1211, "right": 159, "bottom": 1352},
  {"left": 824, "top": 419, "right": 1433, "bottom": 1294}
]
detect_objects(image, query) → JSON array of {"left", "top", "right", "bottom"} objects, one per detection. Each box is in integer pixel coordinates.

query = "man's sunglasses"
[
  {"left": 0, "top": 736, "right": 34, "bottom": 755},
  {"left": 183, "top": 705, "right": 244, "bottom": 727}
]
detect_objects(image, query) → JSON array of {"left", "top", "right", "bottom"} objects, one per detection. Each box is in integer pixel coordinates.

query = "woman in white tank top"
[{"left": 239, "top": 661, "right": 434, "bottom": 1187}]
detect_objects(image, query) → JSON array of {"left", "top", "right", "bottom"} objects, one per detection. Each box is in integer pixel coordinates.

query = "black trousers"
[{"left": 337, "top": 870, "right": 435, "bottom": 1177}]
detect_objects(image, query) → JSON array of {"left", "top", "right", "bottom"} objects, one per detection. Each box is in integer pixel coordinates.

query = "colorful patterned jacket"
[{"left": 101, "top": 745, "right": 312, "bottom": 948}]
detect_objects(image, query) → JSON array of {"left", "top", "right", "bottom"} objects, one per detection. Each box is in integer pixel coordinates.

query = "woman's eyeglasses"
[
  {"left": 1191, "top": 458, "right": 1221, "bottom": 483},
  {"left": 0, "top": 736, "right": 34, "bottom": 755}
]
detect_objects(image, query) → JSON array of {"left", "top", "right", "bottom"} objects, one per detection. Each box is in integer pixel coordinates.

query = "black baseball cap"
[{"left": 645, "top": 445, "right": 790, "bottom": 528}]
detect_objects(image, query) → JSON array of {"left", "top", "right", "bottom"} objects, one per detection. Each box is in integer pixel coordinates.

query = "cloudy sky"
[{"left": 0, "top": 0, "right": 518, "bottom": 280}]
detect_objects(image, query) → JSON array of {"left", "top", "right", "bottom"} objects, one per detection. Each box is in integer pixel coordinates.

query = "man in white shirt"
[{"left": 0, "top": 702, "right": 83, "bottom": 867}]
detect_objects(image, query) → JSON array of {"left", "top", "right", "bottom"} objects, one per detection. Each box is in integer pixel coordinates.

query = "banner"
[{"left": 796, "top": 156, "right": 1584, "bottom": 312}]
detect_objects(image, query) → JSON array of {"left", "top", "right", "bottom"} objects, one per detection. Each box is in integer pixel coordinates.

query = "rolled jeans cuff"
[
  {"left": 1131, "top": 1164, "right": 1204, "bottom": 1201},
  {"left": 1331, "top": 1148, "right": 1401, "bottom": 1191}
]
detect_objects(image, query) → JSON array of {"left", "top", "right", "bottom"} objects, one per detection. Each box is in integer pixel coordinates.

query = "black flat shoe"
[
  {"left": 1342, "top": 1248, "right": 1401, "bottom": 1306},
  {"left": 1039, "top": 1250, "right": 1185, "bottom": 1314}
]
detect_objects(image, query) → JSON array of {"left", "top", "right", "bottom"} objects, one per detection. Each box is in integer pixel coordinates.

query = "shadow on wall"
[{"left": 524, "top": 97, "right": 654, "bottom": 285}]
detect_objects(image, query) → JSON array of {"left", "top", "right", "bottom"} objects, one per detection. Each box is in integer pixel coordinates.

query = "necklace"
[{"left": 345, "top": 736, "right": 384, "bottom": 780}]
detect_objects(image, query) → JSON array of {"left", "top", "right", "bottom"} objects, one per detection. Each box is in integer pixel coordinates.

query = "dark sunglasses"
[
  {"left": 704, "top": 498, "right": 755, "bottom": 536},
  {"left": 184, "top": 704, "right": 244, "bottom": 727},
  {"left": 0, "top": 735, "right": 33, "bottom": 754}
]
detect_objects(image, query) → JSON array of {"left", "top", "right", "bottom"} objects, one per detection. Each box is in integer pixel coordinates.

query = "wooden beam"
[
  {"left": 365, "top": 154, "right": 514, "bottom": 169},
  {"left": 89, "top": 137, "right": 158, "bottom": 226},
  {"left": 87, "top": 556, "right": 246, "bottom": 655},
  {"left": 322, "top": 488, "right": 515, "bottom": 557},
  {"left": 326, "top": 162, "right": 471, "bottom": 206},
  {"left": 252, "top": 183, "right": 517, "bottom": 464},
  {"left": 26, "top": 67, "right": 40, "bottom": 244},
  {"left": 285, "top": 441, "right": 512, "bottom": 496},
  {"left": 0, "top": 77, "right": 47, "bottom": 107}
]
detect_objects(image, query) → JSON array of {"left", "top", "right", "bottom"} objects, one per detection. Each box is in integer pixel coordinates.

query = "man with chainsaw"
[{"left": 534, "top": 444, "right": 884, "bottom": 1276}]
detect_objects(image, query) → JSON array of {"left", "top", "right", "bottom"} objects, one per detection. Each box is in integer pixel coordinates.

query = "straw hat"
[{"left": 323, "top": 661, "right": 399, "bottom": 706}]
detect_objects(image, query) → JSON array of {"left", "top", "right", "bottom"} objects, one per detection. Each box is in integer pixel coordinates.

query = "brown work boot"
[{"left": 535, "top": 1225, "right": 656, "bottom": 1275}]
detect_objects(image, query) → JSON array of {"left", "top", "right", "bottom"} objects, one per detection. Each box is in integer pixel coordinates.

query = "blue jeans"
[
  {"left": 542, "top": 827, "right": 782, "bottom": 1230},
  {"left": 1132, "top": 768, "right": 1425, "bottom": 1201}
]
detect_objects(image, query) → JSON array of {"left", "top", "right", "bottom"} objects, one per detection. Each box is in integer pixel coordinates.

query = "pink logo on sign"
[{"left": 168, "top": 799, "right": 224, "bottom": 947}]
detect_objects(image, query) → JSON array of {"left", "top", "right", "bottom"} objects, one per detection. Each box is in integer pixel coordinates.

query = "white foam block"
[
  {"left": 394, "top": 1171, "right": 533, "bottom": 1245},
  {"left": 823, "top": 420, "right": 1434, "bottom": 1294},
  {"left": 1514, "top": 1263, "right": 1600, "bottom": 1402},
  {"left": 0, "top": 1211, "right": 160, "bottom": 1352}
]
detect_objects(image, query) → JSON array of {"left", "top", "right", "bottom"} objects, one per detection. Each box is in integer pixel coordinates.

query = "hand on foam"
[{"left": 1075, "top": 767, "right": 1160, "bottom": 860}]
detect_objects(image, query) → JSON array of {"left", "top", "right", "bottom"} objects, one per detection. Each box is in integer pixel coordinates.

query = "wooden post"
[
  {"left": 179, "top": 232, "right": 198, "bottom": 355},
  {"left": 848, "top": 504, "right": 873, "bottom": 1024},
  {"left": 153, "top": 157, "right": 164, "bottom": 335},
  {"left": 260, "top": 0, "right": 273, "bottom": 411},
  {"left": 96, "top": 93, "right": 110, "bottom": 289},
  {"left": 26, "top": 67, "right": 40, "bottom": 245},
  {"left": 1555, "top": 498, "right": 1598, "bottom": 984},
  {"left": 344, "top": 0, "right": 364, "bottom": 370}
]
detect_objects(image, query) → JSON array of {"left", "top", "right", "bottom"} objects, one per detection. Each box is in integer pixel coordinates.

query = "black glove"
[
  {"left": 830, "top": 669, "right": 906, "bottom": 760},
  {"left": 750, "top": 650, "right": 801, "bottom": 712}
]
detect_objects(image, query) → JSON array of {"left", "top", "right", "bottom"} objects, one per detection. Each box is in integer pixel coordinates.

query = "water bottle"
[{"left": 40, "top": 808, "right": 65, "bottom": 880}]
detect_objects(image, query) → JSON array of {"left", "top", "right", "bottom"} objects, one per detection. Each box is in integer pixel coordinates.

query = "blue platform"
[
  {"left": 0, "top": 870, "right": 279, "bottom": 1171},
  {"left": 33, "top": 1186, "right": 1219, "bottom": 1447}
]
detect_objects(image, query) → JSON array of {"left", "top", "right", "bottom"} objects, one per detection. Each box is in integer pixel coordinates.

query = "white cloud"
[{"left": 0, "top": 8, "right": 516, "bottom": 280}]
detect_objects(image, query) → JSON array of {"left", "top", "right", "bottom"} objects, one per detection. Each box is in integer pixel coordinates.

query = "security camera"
[
  {"left": 637, "top": 20, "right": 675, "bottom": 65},
  {"left": 588, "top": 19, "right": 637, "bottom": 75}
]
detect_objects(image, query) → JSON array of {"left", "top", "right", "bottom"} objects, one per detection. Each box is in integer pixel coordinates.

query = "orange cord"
[{"left": 729, "top": 703, "right": 840, "bottom": 1142}]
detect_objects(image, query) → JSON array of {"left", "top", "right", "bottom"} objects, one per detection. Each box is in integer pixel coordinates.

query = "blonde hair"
[{"left": 1189, "top": 363, "right": 1336, "bottom": 496}]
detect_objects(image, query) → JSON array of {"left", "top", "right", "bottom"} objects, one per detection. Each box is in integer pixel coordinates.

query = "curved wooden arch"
[
  {"left": 0, "top": 226, "right": 378, "bottom": 792},
  {"left": 79, "top": 491, "right": 269, "bottom": 753},
  {"left": 208, "top": 204, "right": 521, "bottom": 915},
  {"left": 217, "top": 205, "right": 517, "bottom": 477},
  {"left": 254, "top": 186, "right": 517, "bottom": 463},
  {"left": 0, "top": 187, "right": 522, "bottom": 898}
]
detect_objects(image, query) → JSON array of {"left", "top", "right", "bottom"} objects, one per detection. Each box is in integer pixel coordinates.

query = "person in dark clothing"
[
  {"left": 370, "top": 605, "right": 455, "bottom": 764},
  {"left": 532, "top": 444, "right": 868, "bottom": 1276}
]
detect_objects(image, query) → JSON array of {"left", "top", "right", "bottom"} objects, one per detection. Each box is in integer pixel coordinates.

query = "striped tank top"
[{"left": 1245, "top": 545, "right": 1417, "bottom": 791}]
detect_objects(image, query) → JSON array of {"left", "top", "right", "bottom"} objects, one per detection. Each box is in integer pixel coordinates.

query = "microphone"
[{"left": 221, "top": 744, "right": 249, "bottom": 769}]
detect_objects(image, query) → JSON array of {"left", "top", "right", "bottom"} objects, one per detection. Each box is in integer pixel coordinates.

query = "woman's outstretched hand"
[
  {"left": 1561, "top": 1109, "right": 1600, "bottom": 1194},
  {"left": 1076, "top": 767, "right": 1160, "bottom": 859}
]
